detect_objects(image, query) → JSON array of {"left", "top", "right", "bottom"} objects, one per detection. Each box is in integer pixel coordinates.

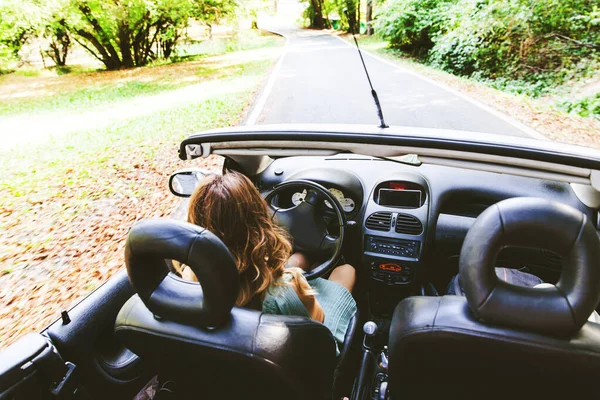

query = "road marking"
[
  {"left": 331, "top": 34, "right": 547, "bottom": 140},
  {"left": 245, "top": 30, "right": 290, "bottom": 126}
]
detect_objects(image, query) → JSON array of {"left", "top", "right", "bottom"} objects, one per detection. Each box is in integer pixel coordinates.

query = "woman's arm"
[{"left": 292, "top": 279, "right": 325, "bottom": 323}]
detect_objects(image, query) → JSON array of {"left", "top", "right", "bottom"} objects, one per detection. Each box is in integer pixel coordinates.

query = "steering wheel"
[{"left": 264, "top": 180, "right": 346, "bottom": 280}]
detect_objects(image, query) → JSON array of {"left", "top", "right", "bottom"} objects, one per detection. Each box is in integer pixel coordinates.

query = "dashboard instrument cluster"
[{"left": 291, "top": 188, "right": 356, "bottom": 213}]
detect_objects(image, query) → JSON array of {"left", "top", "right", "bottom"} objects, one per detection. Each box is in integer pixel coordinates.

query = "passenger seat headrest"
[
  {"left": 459, "top": 197, "right": 600, "bottom": 337},
  {"left": 125, "top": 219, "right": 239, "bottom": 328}
]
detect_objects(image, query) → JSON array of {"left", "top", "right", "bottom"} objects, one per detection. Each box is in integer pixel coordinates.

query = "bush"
[
  {"left": 0, "top": 0, "right": 42, "bottom": 71},
  {"left": 430, "top": 0, "right": 599, "bottom": 81},
  {"left": 0, "top": 43, "right": 16, "bottom": 74},
  {"left": 376, "top": 0, "right": 600, "bottom": 97},
  {"left": 375, "top": 0, "right": 453, "bottom": 56},
  {"left": 560, "top": 93, "right": 600, "bottom": 118}
]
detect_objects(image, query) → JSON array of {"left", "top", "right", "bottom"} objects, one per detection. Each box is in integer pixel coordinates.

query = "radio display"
[
  {"left": 378, "top": 189, "right": 421, "bottom": 208},
  {"left": 379, "top": 263, "right": 403, "bottom": 272}
]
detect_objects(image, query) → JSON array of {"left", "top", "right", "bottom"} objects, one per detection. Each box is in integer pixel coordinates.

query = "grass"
[
  {"left": 0, "top": 34, "right": 282, "bottom": 349},
  {"left": 0, "top": 57, "right": 273, "bottom": 212},
  {"left": 0, "top": 30, "right": 282, "bottom": 118},
  {"left": 176, "top": 30, "right": 283, "bottom": 58},
  {"left": 0, "top": 80, "right": 178, "bottom": 117}
]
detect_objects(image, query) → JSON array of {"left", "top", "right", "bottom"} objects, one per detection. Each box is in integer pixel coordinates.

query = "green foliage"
[
  {"left": 192, "top": 0, "right": 237, "bottom": 30},
  {"left": 429, "top": 0, "right": 600, "bottom": 80},
  {"left": 335, "top": 0, "right": 360, "bottom": 32},
  {"left": 42, "top": 2, "right": 73, "bottom": 67},
  {"left": 0, "top": 0, "right": 42, "bottom": 72},
  {"left": 0, "top": 43, "right": 15, "bottom": 73},
  {"left": 0, "top": 0, "right": 245, "bottom": 72},
  {"left": 375, "top": 0, "right": 600, "bottom": 115},
  {"left": 61, "top": 0, "right": 197, "bottom": 69},
  {"left": 375, "top": 0, "right": 453, "bottom": 56},
  {"left": 560, "top": 94, "right": 600, "bottom": 118},
  {"left": 302, "top": 0, "right": 359, "bottom": 32}
]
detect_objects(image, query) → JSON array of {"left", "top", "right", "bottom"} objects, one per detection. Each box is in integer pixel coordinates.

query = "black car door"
[{"left": 0, "top": 270, "right": 152, "bottom": 400}]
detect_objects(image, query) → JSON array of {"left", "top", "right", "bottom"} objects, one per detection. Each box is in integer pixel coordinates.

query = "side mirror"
[{"left": 169, "top": 169, "right": 214, "bottom": 197}]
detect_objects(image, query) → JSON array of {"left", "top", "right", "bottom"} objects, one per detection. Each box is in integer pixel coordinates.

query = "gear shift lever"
[
  {"left": 363, "top": 321, "right": 379, "bottom": 351},
  {"left": 363, "top": 321, "right": 378, "bottom": 337}
]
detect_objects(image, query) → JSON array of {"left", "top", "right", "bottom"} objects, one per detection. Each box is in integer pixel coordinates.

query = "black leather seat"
[
  {"left": 115, "top": 219, "right": 356, "bottom": 400},
  {"left": 387, "top": 198, "right": 600, "bottom": 398}
]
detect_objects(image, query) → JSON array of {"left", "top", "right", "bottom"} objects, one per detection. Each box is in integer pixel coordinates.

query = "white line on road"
[
  {"left": 245, "top": 31, "right": 289, "bottom": 126},
  {"left": 331, "top": 34, "right": 547, "bottom": 140}
]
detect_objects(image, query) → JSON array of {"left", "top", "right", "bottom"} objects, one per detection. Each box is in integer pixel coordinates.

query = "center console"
[
  {"left": 365, "top": 236, "right": 419, "bottom": 284},
  {"left": 362, "top": 176, "right": 429, "bottom": 317}
]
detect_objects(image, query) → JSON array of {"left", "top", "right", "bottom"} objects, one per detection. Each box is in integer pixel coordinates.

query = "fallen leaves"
[
  {"left": 0, "top": 150, "right": 224, "bottom": 349},
  {"left": 0, "top": 38, "right": 279, "bottom": 350}
]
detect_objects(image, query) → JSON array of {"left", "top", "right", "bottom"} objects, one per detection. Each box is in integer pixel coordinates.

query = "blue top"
[{"left": 262, "top": 273, "right": 357, "bottom": 355}]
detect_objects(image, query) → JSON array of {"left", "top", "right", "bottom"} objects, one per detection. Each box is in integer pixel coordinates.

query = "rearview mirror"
[{"left": 169, "top": 169, "right": 214, "bottom": 197}]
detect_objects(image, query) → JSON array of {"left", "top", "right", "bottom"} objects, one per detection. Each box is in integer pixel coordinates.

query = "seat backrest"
[
  {"left": 388, "top": 296, "right": 600, "bottom": 398},
  {"left": 388, "top": 198, "right": 600, "bottom": 398},
  {"left": 115, "top": 219, "right": 337, "bottom": 400}
]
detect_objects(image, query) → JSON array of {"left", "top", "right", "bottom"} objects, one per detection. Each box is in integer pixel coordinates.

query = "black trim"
[{"left": 179, "top": 129, "right": 600, "bottom": 170}]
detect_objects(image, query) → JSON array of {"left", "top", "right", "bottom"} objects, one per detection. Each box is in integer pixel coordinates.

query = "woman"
[{"left": 176, "top": 171, "right": 357, "bottom": 352}]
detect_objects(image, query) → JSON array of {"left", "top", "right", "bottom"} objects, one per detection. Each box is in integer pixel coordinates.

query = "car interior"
[{"left": 3, "top": 127, "right": 600, "bottom": 399}]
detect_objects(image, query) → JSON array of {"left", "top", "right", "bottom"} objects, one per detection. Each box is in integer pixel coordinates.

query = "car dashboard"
[{"left": 255, "top": 153, "right": 596, "bottom": 317}]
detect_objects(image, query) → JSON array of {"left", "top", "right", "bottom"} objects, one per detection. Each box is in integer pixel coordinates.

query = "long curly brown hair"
[{"left": 187, "top": 171, "right": 312, "bottom": 307}]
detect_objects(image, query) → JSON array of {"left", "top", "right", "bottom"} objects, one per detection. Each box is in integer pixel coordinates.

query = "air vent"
[
  {"left": 365, "top": 212, "right": 392, "bottom": 231},
  {"left": 395, "top": 214, "right": 423, "bottom": 235}
]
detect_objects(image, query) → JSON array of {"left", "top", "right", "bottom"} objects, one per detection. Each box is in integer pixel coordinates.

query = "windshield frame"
[{"left": 180, "top": 124, "right": 600, "bottom": 171}]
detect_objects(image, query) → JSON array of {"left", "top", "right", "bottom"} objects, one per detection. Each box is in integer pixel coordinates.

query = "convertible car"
[{"left": 2, "top": 124, "right": 600, "bottom": 399}]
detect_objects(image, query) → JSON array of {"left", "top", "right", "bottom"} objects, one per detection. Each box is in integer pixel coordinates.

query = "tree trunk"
[
  {"left": 118, "top": 24, "right": 134, "bottom": 69},
  {"left": 39, "top": 45, "right": 47, "bottom": 69},
  {"left": 310, "top": 0, "right": 325, "bottom": 29},
  {"left": 318, "top": 0, "right": 329, "bottom": 28},
  {"left": 346, "top": 2, "right": 357, "bottom": 34},
  {"left": 357, "top": 0, "right": 361, "bottom": 34},
  {"left": 73, "top": 29, "right": 121, "bottom": 70},
  {"left": 366, "top": 0, "right": 373, "bottom": 35}
]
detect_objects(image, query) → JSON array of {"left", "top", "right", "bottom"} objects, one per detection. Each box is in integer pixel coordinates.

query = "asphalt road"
[{"left": 249, "top": 24, "right": 535, "bottom": 137}]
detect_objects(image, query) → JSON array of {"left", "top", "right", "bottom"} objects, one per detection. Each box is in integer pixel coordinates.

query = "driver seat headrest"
[
  {"left": 116, "top": 219, "right": 338, "bottom": 400},
  {"left": 124, "top": 219, "right": 239, "bottom": 328}
]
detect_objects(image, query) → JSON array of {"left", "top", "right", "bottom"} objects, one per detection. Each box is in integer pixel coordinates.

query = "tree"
[
  {"left": 192, "top": 0, "right": 237, "bottom": 38},
  {"left": 0, "top": 0, "right": 41, "bottom": 68},
  {"left": 365, "top": 0, "right": 374, "bottom": 35},
  {"left": 303, "top": 0, "right": 326, "bottom": 29},
  {"left": 62, "top": 0, "right": 195, "bottom": 70},
  {"left": 40, "top": 1, "right": 73, "bottom": 67},
  {"left": 44, "top": 22, "right": 71, "bottom": 66},
  {"left": 344, "top": 0, "right": 358, "bottom": 33}
]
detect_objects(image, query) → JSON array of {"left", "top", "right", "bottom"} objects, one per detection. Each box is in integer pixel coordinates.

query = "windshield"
[{"left": 0, "top": 0, "right": 598, "bottom": 349}]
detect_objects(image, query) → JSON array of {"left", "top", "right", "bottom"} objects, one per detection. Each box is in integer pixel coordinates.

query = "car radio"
[
  {"left": 365, "top": 235, "right": 420, "bottom": 258},
  {"left": 368, "top": 259, "right": 415, "bottom": 284}
]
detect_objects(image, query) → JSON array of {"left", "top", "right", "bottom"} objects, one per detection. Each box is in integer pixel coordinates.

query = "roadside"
[
  {"left": 0, "top": 36, "right": 284, "bottom": 349},
  {"left": 0, "top": 32, "right": 283, "bottom": 149},
  {"left": 341, "top": 34, "right": 600, "bottom": 148}
]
